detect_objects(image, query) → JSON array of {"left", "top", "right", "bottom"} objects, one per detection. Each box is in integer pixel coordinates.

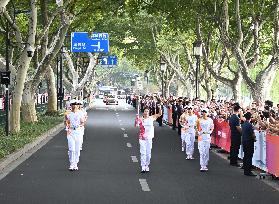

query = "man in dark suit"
[
  {"left": 177, "top": 100, "right": 183, "bottom": 135},
  {"left": 242, "top": 112, "right": 256, "bottom": 176},
  {"left": 229, "top": 105, "right": 242, "bottom": 167},
  {"left": 156, "top": 100, "right": 163, "bottom": 126},
  {"left": 172, "top": 100, "right": 178, "bottom": 130}
]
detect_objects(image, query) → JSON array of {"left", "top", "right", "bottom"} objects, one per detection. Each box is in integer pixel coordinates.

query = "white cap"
[
  {"left": 76, "top": 100, "right": 83, "bottom": 105},
  {"left": 70, "top": 99, "right": 77, "bottom": 105},
  {"left": 201, "top": 108, "right": 209, "bottom": 113}
]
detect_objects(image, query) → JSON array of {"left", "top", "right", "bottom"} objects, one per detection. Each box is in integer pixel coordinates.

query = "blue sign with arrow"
[
  {"left": 71, "top": 32, "right": 109, "bottom": 53},
  {"left": 99, "top": 55, "right": 118, "bottom": 66}
]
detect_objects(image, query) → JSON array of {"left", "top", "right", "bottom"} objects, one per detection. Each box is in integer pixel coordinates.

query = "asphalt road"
[{"left": 0, "top": 99, "right": 279, "bottom": 204}]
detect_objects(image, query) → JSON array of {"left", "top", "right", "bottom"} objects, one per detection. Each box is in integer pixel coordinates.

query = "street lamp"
[
  {"left": 57, "top": 46, "right": 66, "bottom": 110},
  {"left": 193, "top": 40, "right": 202, "bottom": 99},
  {"left": 160, "top": 56, "right": 167, "bottom": 98}
]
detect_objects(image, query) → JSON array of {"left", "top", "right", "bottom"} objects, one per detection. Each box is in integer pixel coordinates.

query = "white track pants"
[
  {"left": 80, "top": 127, "right": 85, "bottom": 150},
  {"left": 181, "top": 132, "right": 186, "bottom": 148},
  {"left": 139, "top": 139, "right": 153, "bottom": 168},
  {"left": 198, "top": 139, "right": 210, "bottom": 167},
  {"left": 185, "top": 128, "right": 195, "bottom": 156},
  {"left": 67, "top": 130, "right": 82, "bottom": 167}
]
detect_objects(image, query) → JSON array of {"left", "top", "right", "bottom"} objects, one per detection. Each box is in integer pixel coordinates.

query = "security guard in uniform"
[
  {"left": 229, "top": 105, "right": 242, "bottom": 167},
  {"left": 242, "top": 112, "right": 257, "bottom": 176},
  {"left": 172, "top": 101, "right": 178, "bottom": 130}
]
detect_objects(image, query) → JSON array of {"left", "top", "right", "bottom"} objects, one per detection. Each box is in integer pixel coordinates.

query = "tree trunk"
[
  {"left": 10, "top": 0, "right": 37, "bottom": 133},
  {"left": 177, "top": 81, "right": 185, "bottom": 97},
  {"left": 250, "top": 65, "right": 278, "bottom": 103},
  {"left": 263, "top": 73, "right": 276, "bottom": 100},
  {"left": 184, "top": 79, "right": 194, "bottom": 99},
  {"left": 166, "top": 80, "right": 171, "bottom": 98},
  {"left": 165, "top": 71, "right": 175, "bottom": 98},
  {"left": 10, "top": 54, "right": 34, "bottom": 132},
  {"left": 231, "top": 74, "right": 242, "bottom": 102},
  {"left": 46, "top": 66, "right": 57, "bottom": 113},
  {"left": 0, "top": 0, "right": 10, "bottom": 10},
  {"left": 205, "top": 81, "right": 212, "bottom": 101},
  {"left": 22, "top": 83, "right": 37, "bottom": 123}
]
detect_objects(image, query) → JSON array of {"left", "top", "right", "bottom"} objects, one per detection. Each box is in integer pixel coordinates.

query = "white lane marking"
[
  {"left": 139, "top": 179, "right": 151, "bottom": 192},
  {"left": 127, "top": 143, "right": 132, "bottom": 148},
  {"left": 124, "top": 134, "right": 128, "bottom": 138},
  {"left": 121, "top": 128, "right": 125, "bottom": 131},
  {"left": 131, "top": 156, "right": 138, "bottom": 162}
]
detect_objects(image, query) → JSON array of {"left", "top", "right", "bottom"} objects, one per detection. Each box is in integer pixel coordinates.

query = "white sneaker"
[
  {"left": 189, "top": 156, "right": 194, "bottom": 160},
  {"left": 182, "top": 147, "right": 185, "bottom": 151},
  {"left": 141, "top": 167, "right": 146, "bottom": 173},
  {"left": 200, "top": 166, "right": 206, "bottom": 172},
  {"left": 69, "top": 165, "right": 74, "bottom": 171},
  {"left": 204, "top": 166, "right": 208, "bottom": 171},
  {"left": 73, "top": 165, "right": 79, "bottom": 171},
  {"left": 186, "top": 155, "right": 190, "bottom": 160},
  {"left": 145, "top": 166, "right": 150, "bottom": 172}
]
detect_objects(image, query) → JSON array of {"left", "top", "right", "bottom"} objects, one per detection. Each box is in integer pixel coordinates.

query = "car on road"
[
  {"left": 106, "top": 95, "right": 119, "bottom": 105},
  {"left": 117, "top": 94, "right": 126, "bottom": 99}
]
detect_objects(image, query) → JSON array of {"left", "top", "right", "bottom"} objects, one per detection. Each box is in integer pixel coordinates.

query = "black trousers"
[
  {"left": 172, "top": 116, "right": 177, "bottom": 130},
  {"left": 157, "top": 116, "right": 163, "bottom": 126},
  {"left": 230, "top": 137, "right": 241, "bottom": 165},
  {"left": 243, "top": 140, "right": 254, "bottom": 174},
  {"left": 140, "top": 104, "right": 144, "bottom": 112}
]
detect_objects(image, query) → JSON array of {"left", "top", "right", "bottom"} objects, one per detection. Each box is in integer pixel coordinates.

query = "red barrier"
[
  {"left": 211, "top": 119, "right": 219, "bottom": 145},
  {"left": 212, "top": 119, "right": 231, "bottom": 152},
  {"left": 266, "top": 133, "right": 279, "bottom": 177}
]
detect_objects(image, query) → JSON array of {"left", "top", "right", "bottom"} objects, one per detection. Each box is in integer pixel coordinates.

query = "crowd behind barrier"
[{"left": 128, "top": 93, "right": 279, "bottom": 177}]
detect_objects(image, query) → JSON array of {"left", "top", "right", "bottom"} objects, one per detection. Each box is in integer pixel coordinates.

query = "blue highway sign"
[
  {"left": 71, "top": 32, "right": 109, "bottom": 53},
  {"left": 99, "top": 55, "right": 118, "bottom": 66}
]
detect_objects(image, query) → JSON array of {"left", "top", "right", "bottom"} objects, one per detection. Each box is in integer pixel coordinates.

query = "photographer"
[{"left": 256, "top": 100, "right": 274, "bottom": 130}]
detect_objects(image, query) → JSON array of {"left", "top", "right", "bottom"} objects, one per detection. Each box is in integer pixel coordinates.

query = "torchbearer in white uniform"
[
  {"left": 135, "top": 106, "right": 162, "bottom": 173},
  {"left": 65, "top": 100, "right": 85, "bottom": 171},
  {"left": 184, "top": 106, "right": 198, "bottom": 160},
  {"left": 197, "top": 108, "right": 214, "bottom": 172}
]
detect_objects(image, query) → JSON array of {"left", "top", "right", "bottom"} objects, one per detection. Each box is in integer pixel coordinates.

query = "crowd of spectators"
[{"left": 128, "top": 94, "right": 279, "bottom": 135}]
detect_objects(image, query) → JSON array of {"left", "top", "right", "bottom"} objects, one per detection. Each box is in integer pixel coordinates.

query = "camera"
[
  {"left": 264, "top": 105, "right": 270, "bottom": 111},
  {"left": 26, "top": 45, "right": 34, "bottom": 57},
  {"left": 262, "top": 111, "right": 270, "bottom": 119}
]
